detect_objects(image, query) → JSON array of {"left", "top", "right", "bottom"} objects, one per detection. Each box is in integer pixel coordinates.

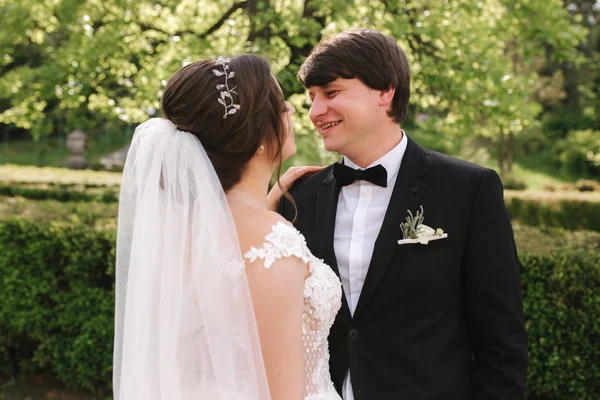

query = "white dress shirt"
[{"left": 334, "top": 133, "right": 408, "bottom": 400}]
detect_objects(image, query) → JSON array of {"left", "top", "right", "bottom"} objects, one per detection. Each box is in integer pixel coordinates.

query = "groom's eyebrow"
[
  {"left": 307, "top": 81, "right": 341, "bottom": 98},
  {"left": 324, "top": 80, "right": 345, "bottom": 89},
  {"left": 308, "top": 82, "right": 339, "bottom": 94}
]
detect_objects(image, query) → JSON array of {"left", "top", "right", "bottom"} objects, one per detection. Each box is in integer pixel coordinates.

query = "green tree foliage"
[
  {"left": 0, "top": 0, "right": 587, "bottom": 167},
  {"left": 528, "top": 1, "right": 600, "bottom": 182},
  {"left": 538, "top": 0, "right": 600, "bottom": 134}
]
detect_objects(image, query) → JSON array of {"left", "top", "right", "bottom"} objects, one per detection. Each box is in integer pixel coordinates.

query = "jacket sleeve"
[
  {"left": 277, "top": 193, "right": 293, "bottom": 222},
  {"left": 463, "top": 169, "right": 528, "bottom": 400}
]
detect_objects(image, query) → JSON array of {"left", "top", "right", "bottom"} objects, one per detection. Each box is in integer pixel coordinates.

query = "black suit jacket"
[{"left": 279, "top": 138, "right": 527, "bottom": 400}]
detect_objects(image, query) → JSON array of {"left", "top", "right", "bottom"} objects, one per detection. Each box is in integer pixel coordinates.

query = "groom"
[{"left": 279, "top": 29, "right": 527, "bottom": 399}]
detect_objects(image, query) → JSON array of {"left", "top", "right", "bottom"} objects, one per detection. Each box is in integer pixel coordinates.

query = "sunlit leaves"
[{"left": 0, "top": 0, "right": 588, "bottom": 164}]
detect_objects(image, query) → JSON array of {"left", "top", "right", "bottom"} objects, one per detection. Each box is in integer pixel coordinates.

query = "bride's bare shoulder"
[
  {"left": 231, "top": 205, "right": 308, "bottom": 278},
  {"left": 233, "top": 208, "right": 291, "bottom": 252}
]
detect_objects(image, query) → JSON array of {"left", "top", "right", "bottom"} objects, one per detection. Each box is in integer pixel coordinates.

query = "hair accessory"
[
  {"left": 212, "top": 56, "right": 240, "bottom": 119},
  {"left": 259, "top": 145, "right": 264, "bottom": 152}
]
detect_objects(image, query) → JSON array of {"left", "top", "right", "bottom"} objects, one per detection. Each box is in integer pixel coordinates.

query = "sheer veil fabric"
[{"left": 113, "top": 118, "right": 271, "bottom": 399}]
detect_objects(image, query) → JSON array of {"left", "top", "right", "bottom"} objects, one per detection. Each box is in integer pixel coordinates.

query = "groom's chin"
[{"left": 321, "top": 139, "right": 339, "bottom": 153}]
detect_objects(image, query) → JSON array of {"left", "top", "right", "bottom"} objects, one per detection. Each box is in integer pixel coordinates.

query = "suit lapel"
[
  {"left": 315, "top": 166, "right": 352, "bottom": 322},
  {"left": 316, "top": 169, "right": 340, "bottom": 275},
  {"left": 353, "top": 138, "right": 428, "bottom": 321}
]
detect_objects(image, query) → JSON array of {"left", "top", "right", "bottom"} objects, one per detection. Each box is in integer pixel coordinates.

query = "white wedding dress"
[{"left": 244, "top": 221, "right": 343, "bottom": 400}]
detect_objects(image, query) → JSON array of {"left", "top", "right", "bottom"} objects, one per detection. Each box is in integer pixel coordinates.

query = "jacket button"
[{"left": 348, "top": 328, "right": 359, "bottom": 340}]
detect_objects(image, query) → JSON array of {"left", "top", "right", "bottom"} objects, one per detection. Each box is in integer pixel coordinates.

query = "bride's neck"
[{"left": 227, "top": 160, "right": 273, "bottom": 209}]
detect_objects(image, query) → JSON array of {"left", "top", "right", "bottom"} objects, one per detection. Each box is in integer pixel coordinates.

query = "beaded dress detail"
[{"left": 244, "top": 222, "right": 342, "bottom": 400}]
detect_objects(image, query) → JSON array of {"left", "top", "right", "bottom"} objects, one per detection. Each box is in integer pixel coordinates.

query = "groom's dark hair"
[{"left": 298, "top": 29, "right": 410, "bottom": 124}]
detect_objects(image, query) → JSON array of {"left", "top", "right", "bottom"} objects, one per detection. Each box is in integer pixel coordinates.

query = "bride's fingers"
[
  {"left": 266, "top": 166, "right": 325, "bottom": 211},
  {"left": 281, "top": 165, "right": 325, "bottom": 179},
  {"left": 279, "top": 166, "right": 325, "bottom": 190}
]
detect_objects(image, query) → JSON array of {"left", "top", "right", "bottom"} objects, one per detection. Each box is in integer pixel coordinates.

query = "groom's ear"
[{"left": 378, "top": 86, "right": 396, "bottom": 108}]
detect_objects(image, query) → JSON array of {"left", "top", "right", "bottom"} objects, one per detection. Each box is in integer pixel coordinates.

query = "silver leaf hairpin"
[{"left": 213, "top": 56, "right": 240, "bottom": 119}]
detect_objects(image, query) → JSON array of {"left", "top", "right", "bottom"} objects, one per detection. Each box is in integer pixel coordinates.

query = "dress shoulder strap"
[{"left": 244, "top": 221, "right": 311, "bottom": 269}]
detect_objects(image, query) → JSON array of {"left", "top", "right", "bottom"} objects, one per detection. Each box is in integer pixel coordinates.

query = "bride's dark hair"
[{"left": 161, "top": 54, "right": 288, "bottom": 192}]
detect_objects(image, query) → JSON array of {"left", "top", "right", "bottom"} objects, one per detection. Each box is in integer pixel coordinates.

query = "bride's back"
[
  {"left": 160, "top": 52, "right": 308, "bottom": 400},
  {"left": 229, "top": 201, "right": 307, "bottom": 400}
]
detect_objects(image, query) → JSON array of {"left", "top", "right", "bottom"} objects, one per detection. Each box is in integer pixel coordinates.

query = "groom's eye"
[{"left": 325, "top": 90, "right": 339, "bottom": 98}]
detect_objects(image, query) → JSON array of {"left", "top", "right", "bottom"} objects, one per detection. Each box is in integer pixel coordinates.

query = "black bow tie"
[{"left": 333, "top": 163, "right": 388, "bottom": 187}]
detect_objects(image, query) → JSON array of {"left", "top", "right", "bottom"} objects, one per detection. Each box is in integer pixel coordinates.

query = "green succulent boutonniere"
[{"left": 398, "top": 205, "right": 448, "bottom": 245}]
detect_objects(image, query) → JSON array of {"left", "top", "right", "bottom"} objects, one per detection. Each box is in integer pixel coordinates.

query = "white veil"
[{"left": 113, "top": 118, "right": 270, "bottom": 399}]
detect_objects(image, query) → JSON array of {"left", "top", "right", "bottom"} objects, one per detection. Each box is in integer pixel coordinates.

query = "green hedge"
[
  {"left": 0, "top": 184, "right": 118, "bottom": 203},
  {"left": 1, "top": 219, "right": 599, "bottom": 398},
  {"left": 0, "top": 195, "right": 118, "bottom": 227},
  {"left": 521, "top": 250, "right": 600, "bottom": 399},
  {"left": 0, "top": 219, "right": 115, "bottom": 393},
  {"left": 507, "top": 197, "right": 600, "bottom": 232},
  {"left": 3, "top": 181, "right": 116, "bottom": 189}
]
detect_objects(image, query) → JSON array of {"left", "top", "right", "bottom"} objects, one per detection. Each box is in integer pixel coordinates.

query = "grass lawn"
[
  {"left": 505, "top": 189, "right": 600, "bottom": 203},
  {"left": 0, "top": 140, "right": 70, "bottom": 167},
  {"left": 0, "top": 133, "right": 131, "bottom": 168},
  {"left": 473, "top": 156, "right": 577, "bottom": 190},
  {"left": 0, "top": 165, "right": 121, "bottom": 187},
  {"left": 507, "top": 162, "right": 571, "bottom": 189}
]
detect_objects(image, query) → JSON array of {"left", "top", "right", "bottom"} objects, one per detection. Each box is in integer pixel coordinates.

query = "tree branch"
[
  {"left": 137, "top": 1, "right": 247, "bottom": 40},
  {"left": 200, "top": 1, "right": 248, "bottom": 39},
  {"left": 246, "top": 0, "right": 271, "bottom": 43}
]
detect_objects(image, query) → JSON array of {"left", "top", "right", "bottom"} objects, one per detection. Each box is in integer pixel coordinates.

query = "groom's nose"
[{"left": 309, "top": 96, "right": 327, "bottom": 121}]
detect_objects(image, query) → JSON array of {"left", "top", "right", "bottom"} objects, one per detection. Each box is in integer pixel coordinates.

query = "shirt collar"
[{"left": 344, "top": 130, "right": 408, "bottom": 185}]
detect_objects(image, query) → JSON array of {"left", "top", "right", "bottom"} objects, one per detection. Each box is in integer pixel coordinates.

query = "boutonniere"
[{"left": 397, "top": 205, "right": 448, "bottom": 245}]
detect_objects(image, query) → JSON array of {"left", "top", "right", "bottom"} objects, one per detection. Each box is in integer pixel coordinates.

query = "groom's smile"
[
  {"left": 319, "top": 120, "right": 343, "bottom": 132},
  {"left": 307, "top": 78, "right": 385, "bottom": 159}
]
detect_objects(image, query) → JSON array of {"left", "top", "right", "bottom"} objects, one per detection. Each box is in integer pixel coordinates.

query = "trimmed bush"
[
  {"left": 575, "top": 179, "right": 600, "bottom": 192},
  {"left": 502, "top": 174, "right": 528, "bottom": 191},
  {"left": 0, "top": 219, "right": 115, "bottom": 392},
  {"left": 507, "top": 197, "right": 600, "bottom": 232},
  {"left": 0, "top": 196, "right": 118, "bottom": 227},
  {"left": 522, "top": 249, "right": 600, "bottom": 399},
  {"left": 0, "top": 185, "right": 118, "bottom": 203},
  {"left": 1, "top": 219, "right": 599, "bottom": 399}
]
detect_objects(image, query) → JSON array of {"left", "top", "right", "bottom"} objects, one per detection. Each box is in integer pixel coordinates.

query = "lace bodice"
[{"left": 244, "top": 221, "right": 342, "bottom": 400}]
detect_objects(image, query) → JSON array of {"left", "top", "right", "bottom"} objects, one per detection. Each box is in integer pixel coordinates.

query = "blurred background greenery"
[
  {"left": 0, "top": 0, "right": 598, "bottom": 188},
  {"left": 1, "top": 0, "right": 600, "bottom": 399}
]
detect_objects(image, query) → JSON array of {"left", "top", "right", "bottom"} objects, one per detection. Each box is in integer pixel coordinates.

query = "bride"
[{"left": 113, "top": 54, "right": 342, "bottom": 399}]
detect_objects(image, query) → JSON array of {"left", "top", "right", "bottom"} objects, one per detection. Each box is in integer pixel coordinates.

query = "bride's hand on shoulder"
[{"left": 266, "top": 166, "right": 325, "bottom": 211}]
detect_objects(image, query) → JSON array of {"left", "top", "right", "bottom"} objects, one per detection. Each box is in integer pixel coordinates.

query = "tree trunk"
[{"left": 246, "top": 0, "right": 271, "bottom": 44}]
